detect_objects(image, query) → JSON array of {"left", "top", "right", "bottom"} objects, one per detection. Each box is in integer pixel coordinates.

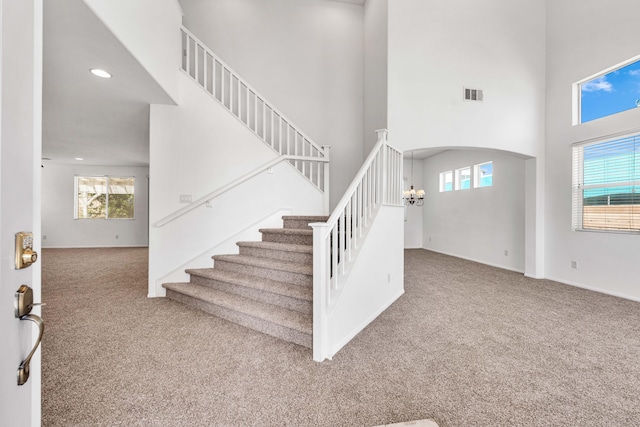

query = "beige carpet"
[{"left": 41, "top": 248, "right": 640, "bottom": 426}]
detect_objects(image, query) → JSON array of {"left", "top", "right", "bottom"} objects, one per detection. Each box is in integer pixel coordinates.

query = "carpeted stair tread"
[
  {"left": 259, "top": 228, "right": 313, "bottom": 236},
  {"left": 282, "top": 215, "right": 329, "bottom": 221},
  {"left": 185, "top": 268, "right": 312, "bottom": 302},
  {"left": 236, "top": 241, "right": 312, "bottom": 254},
  {"left": 162, "top": 282, "right": 312, "bottom": 335},
  {"left": 213, "top": 254, "right": 312, "bottom": 276}
]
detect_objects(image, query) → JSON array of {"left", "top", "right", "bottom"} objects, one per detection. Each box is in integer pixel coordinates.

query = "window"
[
  {"left": 75, "top": 176, "right": 135, "bottom": 219},
  {"left": 474, "top": 162, "right": 493, "bottom": 188},
  {"left": 439, "top": 171, "right": 453, "bottom": 192},
  {"left": 455, "top": 167, "right": 471, "bottom": 190},
  {"left": 577, "top": 56, "right": 640, "bottom": 124},
  {"left": 572, "top": 132, "right": 640, "bottom": 232}
]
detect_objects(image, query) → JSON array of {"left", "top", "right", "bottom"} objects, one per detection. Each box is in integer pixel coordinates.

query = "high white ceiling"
[
  {"left": 42, "top": 0, "right": 364, "bottom": 168},
  {"left": 43, "top": 0, "right": 173, "bottom": 167}
]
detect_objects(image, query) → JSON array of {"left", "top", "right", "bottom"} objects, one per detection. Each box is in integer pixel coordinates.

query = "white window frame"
[
  {"left": 74, "top": 175, "right": 136, "bottom": 220},
  {"left": 473, "top": 161, "right": 493, "bottom": 188},
  {"left": 454, "top": 167, "right": 471, "bottom": 190},
  {"left": 573, "top": 53, "right": 640, "bottom": 125},
  {"left": 571, "top": 130, "right": 640, "bottom": 233},
  {"left": 439, "top": 171, "right": 453, "bottom": 192}
]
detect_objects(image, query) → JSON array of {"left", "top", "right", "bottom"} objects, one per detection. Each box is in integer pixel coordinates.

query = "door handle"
[
  {"left": 15, "top": 285, "right": 44, "bottom": 386},
  {"left": 17, "top": 314, "right": 44, "bottom": 386}
]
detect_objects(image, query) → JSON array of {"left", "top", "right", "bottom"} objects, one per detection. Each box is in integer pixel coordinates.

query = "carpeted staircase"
[{"left": 163, "top": 215, "right": 328, "bottom": 348}]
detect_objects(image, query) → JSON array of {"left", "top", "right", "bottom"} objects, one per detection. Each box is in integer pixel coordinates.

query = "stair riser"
[
  {"left": 190, "top": 275, "right": 312, "bottom": 314},
  {"left": 238, "top": 246, "right": 312, "bottom": 265},
  {"left": 262, "top": 232, "right": 313, "bottom": 246},
  {"left": 166, "top": 289, "right": 312, "bottom": 348},
  {"left": 283, "top": 219, "right": 315, "bottom": 230},
  {"left": 214, "top": 259, "right": 312, "bottom": 287}
]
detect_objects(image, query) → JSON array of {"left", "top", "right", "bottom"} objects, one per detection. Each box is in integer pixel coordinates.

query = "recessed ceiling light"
[
  {"left": 75, "top": 157, "right": 84, "bottom": 161},
  {"left": 90, "top": 68, "right": 112, "bottom": 78}
]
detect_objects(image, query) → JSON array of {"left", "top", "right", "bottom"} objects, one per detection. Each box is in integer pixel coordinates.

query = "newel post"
[
  {"left": 322, "top": 145, "right": 331, "bottom": 215},
  {"left": 311, "top": 222, "right": 330, "bottom": 362}
]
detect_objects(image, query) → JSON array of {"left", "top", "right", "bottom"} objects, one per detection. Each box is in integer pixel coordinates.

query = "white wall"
[
  {"left": 325, "top": 205, "right": 404, "bottom": 360},
  {"left": 387, "top": 0, "right": 545, "bottom": 157},
  {"left": 41, "top": 164, "right": 149, "bottom": 248},
  {"left": 545, "top": 0, "right": 640, "bottom": 300},
  {"left": 178, "top": 0, "right": 364, "bottom": 209},
  {"left": 403, "top": 157, "right": 423, "bottom": 248},
  {"left": 363, "top": 0, "right": 388, "bottom": 156},
  {"left": 422, "top": 150, "right": 526, "bottom": 272},
  {"left": 83, "top": 0, "right": 183, "bottom": 103},
  {"left": 149, "top": 73, "right": 325, "bottom": 296}
]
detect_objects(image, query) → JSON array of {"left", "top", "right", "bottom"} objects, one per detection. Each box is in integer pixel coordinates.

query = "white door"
[{"left": 0, "top": 0, "right": 43, "bottom": 426}]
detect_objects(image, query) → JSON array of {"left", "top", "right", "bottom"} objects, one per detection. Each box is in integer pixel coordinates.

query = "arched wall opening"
[{"left": 402, "top": 146, "right": 543, "bottom": 278}]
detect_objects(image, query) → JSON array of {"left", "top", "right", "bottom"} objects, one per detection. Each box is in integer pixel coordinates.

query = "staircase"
[{"left": 162, "top": 215, "right": 328, "bottom": 348}]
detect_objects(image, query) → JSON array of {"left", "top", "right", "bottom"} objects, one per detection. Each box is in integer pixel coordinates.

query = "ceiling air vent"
[{"left": 464, "top": 88, "right": 483, "bottom": 101}]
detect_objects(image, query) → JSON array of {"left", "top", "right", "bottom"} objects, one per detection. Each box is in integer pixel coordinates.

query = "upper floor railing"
[
  {"left": 311, "top": 129, "right": 403, "bottom": 361},
  {"left": 181, "top": 26, "right": 329, "bottom": 200}
]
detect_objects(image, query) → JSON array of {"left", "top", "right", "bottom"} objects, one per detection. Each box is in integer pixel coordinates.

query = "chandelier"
[{"left": 403, "top": 151, "right": 425, "bottom": 206}]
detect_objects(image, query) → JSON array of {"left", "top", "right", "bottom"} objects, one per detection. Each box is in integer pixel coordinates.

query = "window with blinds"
[{"left": 572, "top": 132, "right": 640, "bottom": 232}]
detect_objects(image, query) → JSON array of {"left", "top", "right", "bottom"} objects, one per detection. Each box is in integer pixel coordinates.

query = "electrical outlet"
[
  {"left": 504, "top": 250, "right": 509, "bottom": 256},
  {"left": 115, "top": 234, "right": 119, "bottom": 239},
  {"left": 571, "top": 260, "right": 577, "bottom": 269},
  {"left": 179, "top": 194, "right": 192, "bottom": 204}
]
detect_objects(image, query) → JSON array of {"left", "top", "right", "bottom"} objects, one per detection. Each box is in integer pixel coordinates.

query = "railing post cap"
[{"left": 375, "top": 129, "right": 389, "bottom": 141}]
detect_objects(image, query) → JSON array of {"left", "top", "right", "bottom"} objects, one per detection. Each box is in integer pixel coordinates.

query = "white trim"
[
  {"left": 42, "top": 245, "right": 148, "bottom": 249},
  {"left": 572, "top": 126, "right": 640, "bottom": 147},
  {"left": 545, "top": 276, "right": 640, "bottom": 304},
  {"left": 575, "top": 53, "right": 640, "bottom": 86},
  {"left": 423, "top": 247, "right": 525, "bottom": 274}
]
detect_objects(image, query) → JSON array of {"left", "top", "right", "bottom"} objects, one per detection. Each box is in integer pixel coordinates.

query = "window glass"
[
  {"left": 76, "top": 176, "right": 107, "bottom": 219},
  {"left": 439, "top": 171, "right": 453, "bottom": 192},
  {"left": 75, "top": 176, "right": 135, "bottom": 219},
  {"left": 474, "top": 162, "right": 493, "bottom": 188},
  {"left": 108, "top": 177, "right": 135, "bottom": 219},
  {"left": 580, "top": 57, "right": 640, "bottom": 123},
  {"left": 455, "top": 167, "right": 471, "bottom": 190},
  {"left": 572, "top": 133, "right": 640, "bottom": 232}
]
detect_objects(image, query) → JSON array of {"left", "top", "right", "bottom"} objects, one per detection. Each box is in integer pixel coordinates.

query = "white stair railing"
[
  {"left": 181, "top": 26, "right": 329, "bottom": 205},
  {"left": 311, "top": 129, "right": 403, "bottom": 362}
]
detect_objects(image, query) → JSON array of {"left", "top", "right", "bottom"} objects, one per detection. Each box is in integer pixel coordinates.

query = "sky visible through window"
[
  {"left": 581, "top": 59, "right": 640, "bottom": 123},
  {"left": 476, "top": 162, "right": 493, "bottom": 187}
]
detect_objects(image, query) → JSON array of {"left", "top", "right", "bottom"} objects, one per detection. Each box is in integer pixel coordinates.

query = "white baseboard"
[
  {"left": 422, "top": 247, "right": 525, "bottom": 274},
  {"left": 42, "top": 245, "right": 148, "bottom": 249},
  {"left": 545, "top": 275, "right": 640, "bottom": 303}
]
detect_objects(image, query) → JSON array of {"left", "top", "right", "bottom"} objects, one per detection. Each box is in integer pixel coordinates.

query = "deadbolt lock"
[{"left": 15, "top": 232, "right": 37, "bottom": 269}]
